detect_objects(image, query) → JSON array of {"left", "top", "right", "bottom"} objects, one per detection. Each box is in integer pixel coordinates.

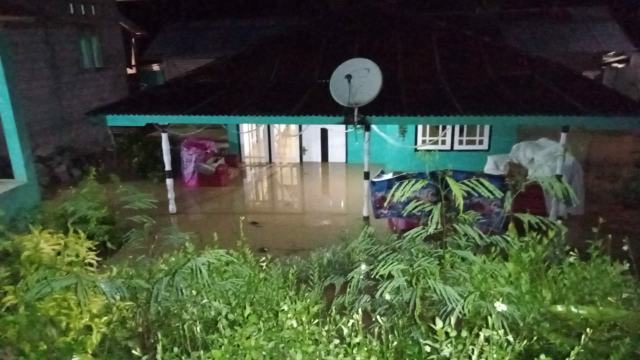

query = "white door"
[
  {"left": 240, "top": 124, "right": 269, "bottom": 164},
  {"left": 301, "top": 125, "right": 346, "bottom": 163},
  {"left": 270, "top": 124, "right": 300, "bottom": 163}
]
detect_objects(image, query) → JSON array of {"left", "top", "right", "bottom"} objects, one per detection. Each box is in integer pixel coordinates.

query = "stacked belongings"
[
  {"left": 371, "top": 170, "right": 508, "bottom": 234},
  {"left": 180, "top": 137, "right": 231, "bottom": 187}
]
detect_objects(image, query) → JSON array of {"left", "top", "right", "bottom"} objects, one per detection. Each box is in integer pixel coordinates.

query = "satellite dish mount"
[{"left": 329, "top": 58, "right": 383, "bottom": 224}]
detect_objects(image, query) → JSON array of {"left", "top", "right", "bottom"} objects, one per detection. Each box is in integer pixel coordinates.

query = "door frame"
[{"left": 240, "top": 123, "right": 303, "bottom": 164}]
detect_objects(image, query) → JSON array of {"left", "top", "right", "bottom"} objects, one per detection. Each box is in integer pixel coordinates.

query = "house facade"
[
  {"left": 93, "top": 9, "right": 640, "bottom": 171},
  {"left": 89, "top": 8, "right": 640, "bottom": 216},
  {"left": 0, "top": 0, "right": 128, "bottom": 217},
  {"left": 0, "top": 0, "right": 128, "bottom": 155}
]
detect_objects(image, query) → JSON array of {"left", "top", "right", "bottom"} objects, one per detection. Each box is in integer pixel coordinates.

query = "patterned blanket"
[{"left": 371, "top": 170, "right": 508, "bottom": 234}]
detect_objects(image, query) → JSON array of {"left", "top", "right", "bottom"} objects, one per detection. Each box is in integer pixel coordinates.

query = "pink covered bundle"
[{"left": 180, "top": 137, "right": 217, "bottom": 187}]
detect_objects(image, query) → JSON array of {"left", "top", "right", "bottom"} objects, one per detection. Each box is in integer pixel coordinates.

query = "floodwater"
[
  {"left": 111, "top": 160, "right": 640, "bottom": 263},
  {"left": 115, "top": 163, "right": 390, "bottom": 260}
]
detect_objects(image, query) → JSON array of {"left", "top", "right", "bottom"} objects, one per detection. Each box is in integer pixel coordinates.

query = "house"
[
  {"left": 141, "top": 17, "right": 301, "bottom": 82},
  {"left": 90, "top": 9, "right": 640, "bottom": 213},
  {"left": 0, "top": 0, "right": 128, "bottom": 217}
]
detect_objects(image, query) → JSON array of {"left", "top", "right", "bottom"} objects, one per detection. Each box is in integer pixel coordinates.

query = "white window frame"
[
  {"left": 453, "top": 125, "right": 491, "bottom": 150},
  {"left": 416, "top": 125, "right": 452, "bottom": 150}
]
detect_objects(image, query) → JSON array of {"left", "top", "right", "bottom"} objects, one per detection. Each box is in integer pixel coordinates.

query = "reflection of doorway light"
[
  {"left": 273, "top": 165, "right": 302, "bottom": 211},
  {"left": 277, "top": 165, "right": 299, "bottom": 186},
  {"left": 243, "top": 166, "right": 271, "bottom": 208}
]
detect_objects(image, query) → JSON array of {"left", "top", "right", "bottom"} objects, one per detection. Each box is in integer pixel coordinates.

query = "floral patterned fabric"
[{"left": 371, "top": 170, "right": 508, "bottom": 234}]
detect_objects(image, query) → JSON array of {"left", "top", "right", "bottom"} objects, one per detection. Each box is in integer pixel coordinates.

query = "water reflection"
[
  {"left": 114, "top": 163, "right": 387, "bottom": 260},
  {"left": 243, "top": 164, "right": 303, "bottom": 212}
]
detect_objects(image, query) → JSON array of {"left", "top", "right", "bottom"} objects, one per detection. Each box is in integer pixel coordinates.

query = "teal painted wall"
[
  {"left": 0, "top": 182, "right": 40, "bottom": 221},
  {"left": 104, "top": 112, "right": 639, "bottom": 172},
  {"left": 347, "top": 124, "right": 517, "bottom": 172},
  {"left": 226, "top": 125, "right": 241, "bottom": 155},
  {"left": 107, "top": 114, "right": 640, "bottom": 130},
  {"left": 0, "top": 34, "right": 40, "bottom": 220}
]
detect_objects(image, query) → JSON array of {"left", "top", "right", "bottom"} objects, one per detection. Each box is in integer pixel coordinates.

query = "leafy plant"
[
  {"left": 386, "top": 170, "right": 505, "bottom": 243},
  {"left": 1, "top": 170, "right": 639, "bottom": 359},
  {"left": 0, "top": 228, "right": 122, "bottom": 359},
  {"left": 41, "top": 170, "right": 158, "bottom": 254},
  {"left": 114, "top": 129, "right": 166, "bottom": 182}
]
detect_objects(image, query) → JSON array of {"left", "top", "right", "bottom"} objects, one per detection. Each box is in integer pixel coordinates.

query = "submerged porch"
[
  {"left": 114, "top": 163, "right": 390, "bottom": 259},
  {"left": 112, "top": 141, "right": 640, "bottom": 262}
]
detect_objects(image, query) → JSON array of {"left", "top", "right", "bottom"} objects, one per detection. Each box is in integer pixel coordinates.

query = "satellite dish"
[{"left": 329, "top": 58, "right": 383, "bottom": 108}]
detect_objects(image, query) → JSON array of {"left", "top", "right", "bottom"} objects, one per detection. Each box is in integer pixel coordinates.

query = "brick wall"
[{"left": 1, "top": 0, "right": 127, "bottom": 156}]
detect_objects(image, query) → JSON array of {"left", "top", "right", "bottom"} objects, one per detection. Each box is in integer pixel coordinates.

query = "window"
[
  {"left": 453, "top": 125, "right": 491, "bottom": 150},
  {"left": 79, "top": 30, "right": 104, "bottom": 69},
  {"left": 416, "top": 124, "right": 491, "bottom": 151},
  {"left": 416, "top": 125, "right": 452, "bottom": 150}
]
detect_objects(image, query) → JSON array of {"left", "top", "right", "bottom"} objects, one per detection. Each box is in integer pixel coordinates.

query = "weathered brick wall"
[
  {"left": 2, "top": 25, "right": 63, "bottom": 155},
  {"left": 1, "top": 0, "right": 127, "bottom": 156}
]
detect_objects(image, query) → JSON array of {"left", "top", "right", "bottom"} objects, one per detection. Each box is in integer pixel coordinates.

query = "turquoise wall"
[
  {"left": 226, "top": 125, "right": 241, "bottom": 155},
  {"left": 0, "top": 34, "right": 40, "bottom": 220},
  {"left": 347, "top": 124, "right": 517, "bottom": 172},
  {"left": 107, "top": 114, "right": 640, "bottom": 130}
]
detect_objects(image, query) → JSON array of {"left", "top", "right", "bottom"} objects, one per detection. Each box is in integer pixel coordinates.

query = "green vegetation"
[
  {"left": 0, "top": 174, "right": 638, "bottom": 359},
  {"left": 114, "top": 130, "right": 166, "bottom": 182},
  {"left": 39, "top": 171, "right": 158, "bottom": 255}
]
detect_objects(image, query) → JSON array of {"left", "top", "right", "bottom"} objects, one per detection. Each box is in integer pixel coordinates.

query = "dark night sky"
[
  {"left": 118, "top": 0, "right": 639, "bottom": 51},
  {"left": 119, "top": 0, "right": 609, "bottom": 29}
]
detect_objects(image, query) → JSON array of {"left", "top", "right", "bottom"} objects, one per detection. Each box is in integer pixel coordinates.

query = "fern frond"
[
  {"left": 387, "top": 179, "right": 432, "bottom": 205},
  {"left": 459, "top": 177, "right": 504, "bottom": 199},
  {"left": 401, "top": 200, "right": 435, "bottom": 217},
  {"left": 116, "top": 185, "right": 159, "bottom": 210},
  {"left": 445, "top": 176, "right": 465, "bottom": 213}
]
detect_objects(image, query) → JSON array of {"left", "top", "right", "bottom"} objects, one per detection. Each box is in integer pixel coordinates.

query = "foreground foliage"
[
  {"left": 0, "top": 174, "right": 638, "bottom": 359},
  {"left": 0, "top": 221, "right": 638, "bottom": 359},
  {"left": 40, "top": 172, "right": 158, "bottom": 254}
]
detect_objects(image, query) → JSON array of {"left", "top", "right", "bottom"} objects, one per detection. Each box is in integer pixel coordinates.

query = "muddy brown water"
[
  {"left": 111, "top": 163, "right": 391, "bottom": 261},
  {"left": 51, "top": 161, "right": 637, "bottom": 264}
]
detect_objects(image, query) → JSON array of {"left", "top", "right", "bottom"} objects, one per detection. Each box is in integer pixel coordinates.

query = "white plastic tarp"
[{"left": 484, "top": 138, "right": 585, "bottom": 216}]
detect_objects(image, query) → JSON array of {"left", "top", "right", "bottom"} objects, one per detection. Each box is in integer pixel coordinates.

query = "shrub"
[
  {"left": 0, "top": 174, "right": 638, "bottom": 359},
  {"left": 41, "top": 171, "right": 157, "bottom": 254},
  {"left": 0, "top": 228, "right": 119, "bottom": 359}
]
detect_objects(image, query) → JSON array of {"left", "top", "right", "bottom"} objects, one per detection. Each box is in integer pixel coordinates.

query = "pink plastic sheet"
[{"left": 181, "top": 137, "right": 217, "bottom": 187}]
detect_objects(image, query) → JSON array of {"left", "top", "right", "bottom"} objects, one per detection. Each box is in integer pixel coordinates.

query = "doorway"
[
  {"left": 239, "top": 124, "right": 269, "bottom": 164},
  {"left": 270, "top": 124, "right": 300, "bottom": 163},
  {"left": 301, "top": 125, "right": 346, "bottom": 163},
  {"left": 239, "top": 124, "right": 301, "bottom": 164}
]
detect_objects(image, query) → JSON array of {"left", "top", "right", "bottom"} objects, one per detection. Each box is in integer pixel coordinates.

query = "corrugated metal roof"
[
  {"left": 91, "top": 9, "right": 640, "bottom": 117},
  {"left": 499, "top": 6, "right": 636, "bottom": 71},
  {"left": 143, "top": 18, "right": 301, "bottom": 60}
]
